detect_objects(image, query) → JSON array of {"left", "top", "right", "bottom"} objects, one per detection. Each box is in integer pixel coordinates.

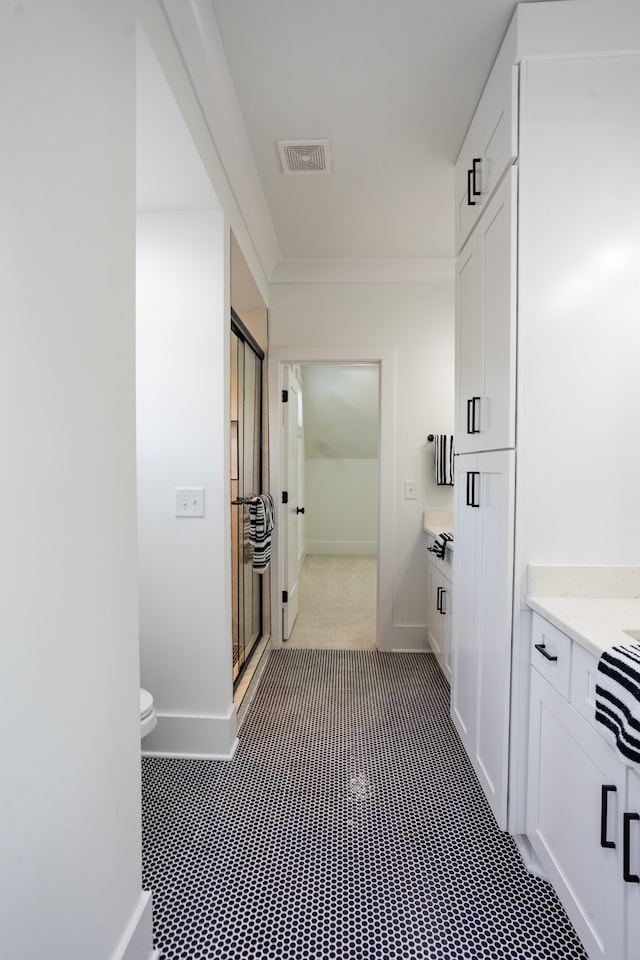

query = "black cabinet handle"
[
  {"left": 534, "top": 643, "right": 558, "bottom": 663},
  {"left": 600, "top": 785, "right": 617, "bottom": 849},
  {"left": 471, "top": 397, "right": 480, "bottom": 433},
  {"left": 439, "top": 588, "right": 446, "bottom": 615},
  {"left": 436, "top": 586, "right": 442, "bottom": 613},
  {"left": 623, "top": 812, "right": 640, "bottom": 882},
  {"left": 296, "top": 506, "right": 305, "bottom": 515},
  {"left": 471, "top": 396, "right": 481, "bottom": 434},
  {"left": 471, "top": 158, "right": 482, "bottom": 197},
  {"left": 465, "top": 396, "right": 480, "bottom": 435},
  {"left": 466, "top": 471, "right": 480, "bottom": 508},
  {"left": 467, "top": 167, "right": 476, "bottom": 207}
]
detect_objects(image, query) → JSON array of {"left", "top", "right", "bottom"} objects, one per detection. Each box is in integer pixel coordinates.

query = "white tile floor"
[{"left": 285, "top": 555, "right": 377, "bottom": 650}]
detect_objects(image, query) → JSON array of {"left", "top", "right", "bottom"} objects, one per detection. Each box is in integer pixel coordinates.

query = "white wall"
[
  {"left": 305, "top": 459, "right": 379, "bottom": 554},
  {"left": 0, "top": 2, "right": 152, "bottom": 958},
  {"left": 269, "top": 282, "right": 454, "bottom": 643},
  {"left": 302, "top": 363, "right": 379, "bottom": 554},
  {"left": 137, "top": 211, "right": 236, "bottom": 758}
]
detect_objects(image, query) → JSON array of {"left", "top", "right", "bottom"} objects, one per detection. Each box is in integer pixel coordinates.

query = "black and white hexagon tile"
[{"left": 142, "top": 651, "right": 587, "bottom": 960}]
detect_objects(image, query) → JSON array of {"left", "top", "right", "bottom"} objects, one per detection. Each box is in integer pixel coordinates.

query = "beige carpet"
[{"left": 285, "top": 554, "right": 377, "bottom": 650}]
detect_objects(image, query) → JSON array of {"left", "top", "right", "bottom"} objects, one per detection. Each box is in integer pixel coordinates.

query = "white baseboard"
[
  {"left": 307, "top": 540, "right": 377, "bottom": 556},
  {"left": 141, "top": 705, "right": 238, "bottom": 760},
  {"left": 114, "top": 890, "right": 154, "bottom": 960}
]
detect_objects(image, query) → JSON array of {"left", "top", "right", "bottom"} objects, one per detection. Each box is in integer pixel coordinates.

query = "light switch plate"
[
  {"left": 176, "top": 487, "right": 205, "bottom": 517},
  {"left": 404, "top": 481, "right": 418, "bottom": 500}
]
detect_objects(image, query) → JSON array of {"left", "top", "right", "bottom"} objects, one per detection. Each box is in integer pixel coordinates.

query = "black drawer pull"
[
  {"left": 601, "top": 785, "right": 617, "bottom": 849},
  {"left": 436, "top": 586, "right": 443, "bottom": 613},
  {"left": 534, "top": 643, "right": 558, "bottom": 662},
  {"left": 466, "top": 397, "right": 473, "bottom": 434},
  {"left": 623, "top": 812, "right": 640, "bottom": 882},
  {"left": 439, "top": 588, "right": 446, "bottom": 616}
]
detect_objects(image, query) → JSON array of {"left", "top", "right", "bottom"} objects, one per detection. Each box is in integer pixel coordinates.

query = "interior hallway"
[
  {"left": 142, "top": 650, "right": 587, "bottom": 960},
  {"left": 286, "top": 555, "right": 377, "bottom": 650}
]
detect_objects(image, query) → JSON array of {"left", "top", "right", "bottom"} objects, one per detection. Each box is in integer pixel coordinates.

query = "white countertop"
[
  {"left": 526, "top": 596, "right": 640, "bottom": 659},
  {"left": 423, "top": 509, "right": 454, "bottom": 540}
]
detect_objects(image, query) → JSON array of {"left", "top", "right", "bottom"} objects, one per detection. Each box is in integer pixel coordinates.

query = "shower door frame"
[{"left": 230, "top": 309, "right": 265, "bottom": 687}]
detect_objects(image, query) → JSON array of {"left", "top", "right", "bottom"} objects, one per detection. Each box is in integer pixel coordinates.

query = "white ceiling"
[{"left": 208, "top": 0, "right": 552, "bottom": 266}]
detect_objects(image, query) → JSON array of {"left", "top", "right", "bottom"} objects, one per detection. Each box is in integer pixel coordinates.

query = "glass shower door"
[{"left": 231, "top": 315, "right": 263, "bottom": 684}]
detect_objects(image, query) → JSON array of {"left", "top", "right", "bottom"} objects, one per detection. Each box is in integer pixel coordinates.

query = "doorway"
[
  {"left": 269, "top": 346, "right": 395, "bottom": 652},
  {"left": 230, "top": 310, "right": 265, "bottom": 685},
  {"left": 283, "top": 363, "right": 379, "bottom": 649}
]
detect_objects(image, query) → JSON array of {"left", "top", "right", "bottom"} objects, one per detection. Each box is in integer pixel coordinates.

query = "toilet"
[{"left": 140, "top": 687, "right": 157, "bottom": 740}]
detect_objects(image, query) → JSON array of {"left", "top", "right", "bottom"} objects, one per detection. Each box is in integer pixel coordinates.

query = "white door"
[{"left": 282, "top": 366, "right": 302, "bottom": 639}]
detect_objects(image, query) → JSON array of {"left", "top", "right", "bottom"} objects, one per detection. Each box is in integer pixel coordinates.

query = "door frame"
[{"left": 268, "top": 345, "right": 396, "bottom": 651}]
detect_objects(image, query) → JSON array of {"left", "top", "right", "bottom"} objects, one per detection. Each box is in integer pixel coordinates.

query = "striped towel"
[
  {"left": 434, "top": 434, "right": 454, "bottom": 486},
  {"left": 428, "top": 532, "right": 454, "bottom": 560},
  {"left": 248, "top": 494, "right": 275, "bottom": 574},
  {"left": 595, "top": 642, "right": 640, "bottom": 768}
]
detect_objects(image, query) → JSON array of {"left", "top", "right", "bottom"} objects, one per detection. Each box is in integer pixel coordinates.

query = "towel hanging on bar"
[
  {"left": 248, "top": 493, "right": 275, "bottom": 573},
  {"left": 434, "top": 435, "right": 454, "bottom": 486}
]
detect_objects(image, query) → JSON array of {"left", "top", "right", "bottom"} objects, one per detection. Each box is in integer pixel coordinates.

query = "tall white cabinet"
[{"left": 451, "top": 1, "right": 640, "bottom": 839}]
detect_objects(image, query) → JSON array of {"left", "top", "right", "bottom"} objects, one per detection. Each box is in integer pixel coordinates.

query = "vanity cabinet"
[
  {"left": 425, "top": 536, "right": 452, "bottom": 683},
  {"left": 527, "top": 613, "right": 640, "bottom": 960}
]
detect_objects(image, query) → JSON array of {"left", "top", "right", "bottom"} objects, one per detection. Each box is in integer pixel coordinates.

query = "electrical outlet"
[
  {"left": 176, "top": 487, "right": 205, "bottom": 517},
  {"left": 404, "top": 481, "right": 418, "bottom": 500}
]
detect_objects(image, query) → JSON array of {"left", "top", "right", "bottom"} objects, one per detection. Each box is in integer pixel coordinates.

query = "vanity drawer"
[
  {"left": 531, "top": 614, "right": 572, "bottom": 699},
  {"left": 570, "top": 642, "right": 600, "bottom": 732}
]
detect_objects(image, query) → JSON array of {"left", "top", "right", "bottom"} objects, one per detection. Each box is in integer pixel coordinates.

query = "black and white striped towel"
[
  {"left": 595, "top": 642, "right": 640, "bottom": 768},
  {"left": 248, "top": 494, "right": 275, "bottom": 574},
  {"left": 434, "top": 434, "right": 454, "bottom": 486},
  {"left": 428, "top": 532, "right": 454, "bottom": 560}
]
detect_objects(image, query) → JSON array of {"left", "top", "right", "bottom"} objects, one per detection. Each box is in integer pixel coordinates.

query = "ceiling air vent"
[{"left": 278, "top": 140, "right": 331, "bottom": 175}]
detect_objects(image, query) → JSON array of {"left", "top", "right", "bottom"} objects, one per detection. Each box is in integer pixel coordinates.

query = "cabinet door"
[
  {"left": 474, "top": 449, "right": 515, "bottom": 828},
  {"left": 427, "top": 561, "right": 445, "bottom": 670},
  {"left": 455, "top": 170, "right": 517, "bottom": 454},
  {"left": 451, "top": 453, "right": 479, "bottom": 750},
  {"left": 455, "top": 238, "right": 482, "bottom": 454},
  {"left": 455, "top": 58, "right": 518, "bottom": 252},
  {"left": 479, "top": 169, "right": 517, "bottom": 452},
  {"left": 626, "top": 768, "right": 640, "bottom": 957},
  {"left": 452, "top": 450, "right": 514, "bottom": 829},
  {"left": 441, "top": 572, "right": 453, "bottom": 683},
  {"left": 528, "top": 669, "right": 624, "bottom": 960}
]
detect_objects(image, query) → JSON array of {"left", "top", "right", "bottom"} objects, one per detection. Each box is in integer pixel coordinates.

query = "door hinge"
[
  {"left": 282, "top": 389, "right": 288, "bottom": 402},
  {"left": 282, "top": 590, "right": 288, "bottom": 603},
  {"left": 282, "top": 491, "right": 288, "bottom": 504}
]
